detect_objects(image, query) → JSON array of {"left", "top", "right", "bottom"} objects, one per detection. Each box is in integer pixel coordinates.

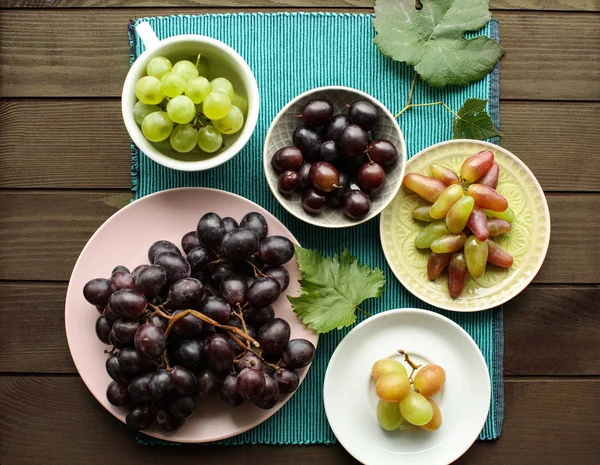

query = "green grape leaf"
[
  {"left": 288, "top": 246, "right": 386, "bottom": 334},
  {"left": 453, "top": 98, "right": 501, "bottom": 140},
  {"left": 373, "top": 0, "right": 505, "bottom": 87}
]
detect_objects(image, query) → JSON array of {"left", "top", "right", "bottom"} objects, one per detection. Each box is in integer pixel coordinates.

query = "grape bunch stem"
[
  {"left": 397, "top": 349, "right": 422, "bottom": 384},
  {"left": 394, "top": 72, "right": 460, "bottom": 120}
]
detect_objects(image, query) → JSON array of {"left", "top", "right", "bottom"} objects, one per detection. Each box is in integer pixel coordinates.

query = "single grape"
[
  {"left": 342, "top": 190, "right": 371, "bottom": 220},
  {"left": 487, "top": 217, "right": 511, "bottom": 236},
  {"left": 122, "top": 358, "right": 153, "bottom": 387},
  {"left": 278, "top": 171, "right": 301, "bottom": 195},
  {"left": 169, "top": 278, "right": 204, "bottom": 309},
  {"left": 367, "top": 139, "right": 397, "bottom": 167},
  {"left": 180, "top": 231, "right": 202, "bottom": 254},
  {"left": 167, "top": 395, "right": 196, "bottom": 420},
  {"left": 339, "top": 124, "right": 368, "bottom": 158},
  {"left": 135, "top": 76, "right": 164, "bottom": 105},
  {"left": 415, "top": 221, "right": 448, "bottom": 249},
  {"left": 402, "top": 173, "right": 446, "bottom": 203},
  {"left": 430, "top": 184, "right": 464, "bottom": 219},
  {"left": 477, "top": 162, "right": 500, "bottom": 189},
  {"left": 149, "top": 368, "right": 173, "bottom": 400},
  {"left": 148, "top": 240, "right": 181, "bottom": 263},
  {"left": 271, "top": 146, "right": 303, "bottom": 173},
  {"left": 185, "top": 76, "right": 211, "bottom": 104},
  {"left": 170, "top": 339, "right": 203, "bottom": 370},
  {"left": 160, "top": 72, "right": 186, "bottom": 98},
  {"left": 170, "top": 310, "right": 203, "bottom": 339},
  {"left": 399, "top": 392, "right": 433, "bottom": 426},
  {"left": 133, "top": 101, "right": 160, "bottom": 126},
  {"left": 372, "top": 359, "right": 407, "bottom": 381},
  {"left": 126, "top": 405, "right": 155, "bottom": 431},
  {"left": 430, "top": 233, "right": 467, "bottom": 254},
  {"left": 464, "top": 236, "right": 488, "bottom": 278},
  {"left": 146, "top": 56, "right": 172, "bottom": 79},
  {"left": 255, "top": 374, "right": 280, "bottom": 409},
  {"left": 108, "top": 331, "right": 128, "bottom": 349},
  {"left": 197, "top": 212, "right": 225, "bottom": 250},
  {"left": 461, "top": 150, "right": 494, "bottom": 183},
  {"left": 430, "top": 163, "right": 460, "bottom": 186},
  {"left": 319, "top": 140, "right": 341, "bottom": 165},
  {"left": 203, "top": 91, "right": 232, "bottom": 120},
  {"left": 467, "top": 184, "right": 508, "bottom": 212},
  {"left": 95, "top": 316, "right": 112, "bottom": 344},
  {"left": 205, "top": 334, "right": 235, "bottom": 372},
  {"left": 154, "top": 252, "right": 191, "bottom": 286},
  {"left": 171, "top": 365, "right": 198, "bottom": 396},
  {"left": 375, "top": 371, "right": 410, "bottom": 402},
  {"left": 482, "top": 207, "right": 514, "bottom": 223},
  {"left": 257, "top": 318, "right": 290, "bottom": 355},
  {"left": 199, "top": 296, "right": 231, "bottom": 325},
  {"left": 427, "top": 252, "right": 453, "bottom": 280},
  {"left": 106, "top": 354, "right": 130, "bottom": 384},
  {"left": 377, "top": 400, "right": 404, "bottom": 431},
  {"left": 357, "top": 162, "right": 386, "bottom": 195},
  {"left": 156, "top": 408, "right": 185, "bottom": 431},
  {"left": 239, "top": 212, "right": 268, "bottom": 241},
  {"left": 422, "top": 398, "right": 443, "bottom": 431},
  {"left": 172, "top": 59, "right": 199, "bottom": 82},
  {"left": 448, "top": 252, "right": 468, "bottom": 298},
  {"left": 486, "top": 240, "right": 514, "bottom": 268},
  {"left": 167, "top": 95, "right": 196, "bottom": 125},
  {"left": 107, "top": 381, "right": 130, "bottom": 406},
  {"left": 169, "top": 124, "right": 198, "bottom": 153},
  {"left": 148, "top": 313, "right": 167, "bottom": 332},
  {"left": 134, "top": 323, "right": 166, "bottom": 360},
  {"left": 186, "top": 247, "right": 211, "bottom": 274},
  {"left": 302, "top": 189, "right": 327, "bottom": 214},
  {"left": 220, "top": 275, "right": 247, "bottom": 306},
  {"left": 237, "top": 368, "right": 266, "bottom": 401},
  {"left": 300, "top": 99, "right": 333, "bottom": 126},
  {"left": 108, "top": 289, "right": 147, "bottom": 320},
  {"left": 83, "top": 278, "right": 112, "bottom": 307},
  {"left": 264, "top": 266, "right": 290, "bottom": 293},
  {"left": 110, "top": 319, "right": 140, "bottom": 346},
  {"left": 292, "top": 126, "right": 322, "bottom": 161},
  {"left": 412, "top": 205, "right": 434, "bottom": 222},
  {"left": 247, "top": 277, "right": 281, "bottom": 309},
  {"left": 273, "top": 367, "right": 299, "bottom": 393},
  {"left": 327, "top": 171, "right": 350, "bottom": 209},
  {"left": 243, "top": 305, "right": 274, "bottom": 332},
  {"left": 112, "top": 265, "right": 130, "bottom": 275},
  {"left": 309, "top": 161, "right": 340, "bottom": 193},
  {"left": 135, "top": 265, "right": 167, "bottom": 298},
  {"left": 110, "top": 271, "right": 136, "bottom": 293},
  {"left": 195, "top": 367, "right": 221, "bottom": 397},
  {"left": 197, "top": 125, "right": 223, "bottom": 153},
  {"left": 209, "top": 262, "right": 235, "bottom": 288},
  {"left": 281, "top": 339, "right": 315, "bottom": 369},
  {"left": 446, "top": 196, "right": 475, "bottom": 234},
  {"left": 413, "top": 364, "right": 446, "bottom": 397},
  {"left": 235, "top": 351, "right": 264, "bottom": 372},
  {"left": 258, "top": 236, "right": 294, "bottom": 267},
  {"left": 221, "top": 373, "right": 243, "bottom": 406},
  {"left": 221, "top": 228, "right": 259, "bottom": 261},
  {"left": 142, "top": 111, "right": 173, "bottom": 142},
  {"left": 213, "top": 106, "right": 244, "bottom": 135},
  {"left": 206, "top": 77, "right": 232, "bottom": 97},
  {"left": 348, "top": 100, "right": 379, "bottom": 131},
  {"left": 297, "top": 163, "right": 312, "bottom": 190},
  {"left": 326, "top": 114, "right": 351, "bottom": 142}
]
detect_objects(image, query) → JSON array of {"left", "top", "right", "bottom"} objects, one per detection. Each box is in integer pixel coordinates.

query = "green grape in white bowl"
[
  {"left": 197, "top": 125, "right": 223, "bottom": 153},
  {"left": 170, "top": 124, "right": 199, "bottom": 153},
  {"left": 213, "top": 106, "right": 244, "bottom": 135},
  {"left": 146, "top": 56, "right": 172, "bottom": 79},
  {"left": 142, "top": 111, "right": 173, "bottom": 142},
  {"left": 167, "top": 95, "right": 196, "bottom": 124},
  {"left": 135, "top": 76, "right": 164, "bottom": 105}
]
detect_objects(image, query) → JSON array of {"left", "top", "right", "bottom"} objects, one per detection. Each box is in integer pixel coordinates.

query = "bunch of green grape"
[
  {"left": 372, "top": 354, "right": 445, "bottom": 432},
  {"left": 402, "top": 151, "right": 514, "bottom": 298},
  {"left": 133, "top": 55, "right": 249, "bottom": 155}
]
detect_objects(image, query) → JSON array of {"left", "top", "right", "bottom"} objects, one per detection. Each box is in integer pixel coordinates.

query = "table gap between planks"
[{"left": 0, "top": 1, "right": 599, "bottom": 464}]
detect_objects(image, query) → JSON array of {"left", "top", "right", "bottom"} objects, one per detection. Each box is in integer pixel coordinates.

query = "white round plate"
[{"left": 323, "top": 308, "right": 490, "bottom": 465}]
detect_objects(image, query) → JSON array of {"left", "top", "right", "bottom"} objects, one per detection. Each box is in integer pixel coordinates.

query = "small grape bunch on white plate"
[
  {"left": 134, "top": 55, "right": 248, "bottom": 155},
  {"left": 372, "top": 350, "right": 446, "bottom": 432}
]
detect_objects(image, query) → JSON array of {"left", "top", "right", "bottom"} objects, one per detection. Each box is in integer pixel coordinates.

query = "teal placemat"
[{"left": 128, "top": 12, "right": 503, "bottom": 445}]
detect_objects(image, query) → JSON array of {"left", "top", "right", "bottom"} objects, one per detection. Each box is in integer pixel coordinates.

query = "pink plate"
[{"left": 65, "top": 187, "right": 318, "bottom": 443}]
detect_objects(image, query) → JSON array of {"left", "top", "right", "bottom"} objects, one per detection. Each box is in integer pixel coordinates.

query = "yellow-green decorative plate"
[{"left": 380, "top": 140, "right": 551, "bottom": 312}]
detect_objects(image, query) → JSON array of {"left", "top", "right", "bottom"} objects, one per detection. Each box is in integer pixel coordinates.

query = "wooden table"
[{"left": 1, "top": 1, "right": 599, "bottom": 464}]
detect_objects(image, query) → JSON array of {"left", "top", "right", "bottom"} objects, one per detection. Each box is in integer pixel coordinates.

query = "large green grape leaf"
[{"left": 373, "top": 0, "right": 504, "bottom": 87}]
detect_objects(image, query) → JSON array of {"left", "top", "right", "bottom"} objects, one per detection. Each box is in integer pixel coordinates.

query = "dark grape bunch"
[
  {"left": 272, "top": 99, "right": 399, "bottom": 220},
  {"left": 83, "top": 211, "right": 316, "bottom": 433}
]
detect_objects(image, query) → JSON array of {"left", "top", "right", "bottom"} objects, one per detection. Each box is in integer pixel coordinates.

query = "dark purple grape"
[
  {"left": 281, "top": 339, "right": 316, "bottom": 368},
  {"left": 171, "top": 366, "right": 198, "bottom": 396},
  {"left": 301, "top": 189, "right": 326, "bottom": 214},
  {"left": 271, "top": 146, "right": 303, "bottom": 173},
  {"left": 197, "top": 212, "right": 225, "bottom": 250},
  {"left": 235, "top": 351, "right": 264, "bottom": 372},
  {"left": 187, "top": 247, "right": 211, "bottom": 274},
  {"left": 107, "top": 381, "right": 130, "bottom": 406},
  {"left": 259, "top": 236, "right": 295, "bottom": 267},
  {"left": 220, "top": 275, "right": 247, "bottom": 306},
  {"left": 109, "top": 331, "right": 128, "bottom": 349},
  {"left": 348, "top": 100, "right": 379, "bottom": 131},
  {"left": 110, "top": 319, "right": 140, "bottom": 346},
  {"left": 343, "top": 153, "right": 370, "bottom": 176},
  {"left": 327, "top": 171, "right": 350, "bottom": 208},
  {"left": 134, "top": 323, "right": 166, "bottom": 360},
  {"left": 209, "top": 261, "right": 235, "bottom": 287},
  {"left": 131, "top": 264, "right": 149, "bottom": 281},
  {"left": 237, "top": 368, "right": 265, "bottom": 401},
  {"left": 149, "top": 369, "right": 173, "bottom": 400},
  {"left": 83, "top": 278, "right": 112, "bottom": 307},
  {"left": 278, "top": 170, "right": 301, "bottom": 195},
  {"left": 195, "top": 367, "right": 221, "bottom": 397},
  {"left": 240, "top": 212, "right": 268, "bottom": 242},
  {"left": 106, "top": 354, "right": 130, "bottom": 384},
  {"left": 170, "top": 339, "right": 203, "bottom": 370},
  {"left": 95, "top": 305, "right": 105, "bottom": 314},
  {"left": 245, "top": 275, "right": 256, "bottom": 289},
  {"left": 148, "top": 313, "right": 167, "bottom": 332},
  {"left": 228, "top": 325, "right": 256, "bottom": 355},
  {"left": 274, "top": 367, "right": 299, "bottom": 393},
  {"left": 264, "top": 266, "right": 290, "bottom": 293},
  {"left": 168, "top": 395, "right": 196, "bottom": 420},
  {"left": 201, "top": 283, "right": 219, "bottom": 299},
  {"left": 156, "top": 408, "right": 184, "bottom": 431},
  {"left": 169, "top": 278, "right": 204, "bottom": 309},
  {"left": 222, "top": 217, "right": 239, "bottom": 234},
  {"left": 367, "top": 139, "right": 397, "bottom": 167},
  {"left": 112, "top": 265, "right": 130, "bottom": 275},
  {"left": 170, "top": 310, "right": 203, "bottom": 339},
  {"left": 342, "top": 190, "right": 371, "bottom": 220},
  {"left": 257, "top": 318, "right": 291, "bottom": 355},
  {"left": 154, "top": 252, "right": 191, "bottom": 286},
  {"left": 326, "top": 114, "right": 352, "bottom": 142},
  {"left": 255, "top": 374, "right": 280, "bottom": 409},
  {"left": 126, "top": 405, "right": 154, "bottom": 431},
  {"left": 108, "top": 289, "right": 147, "bottom": 320},
  {"left": 292, "top": 125, "right": 322, "bottom": 161},
  {"left": 110, "top": 271, "right": 136, "bottom": 293},
  {"left": 243, "top": 305, "right": 275, "bottom": 332},
  {"left": 199, "top": 296, "right": 231, "bottom": 324},
  {"left": 205, "top": 334, "right": 235, "bottom": 372},
  {"left": 148, "top": 240, "right": 181, "bottom": 264},
  {"left": 297, "top": 163, "right": 312, "bottom": 189},
  {"left": 103, "top": 304, "right": 119, "bottom": 324},
  {"left": 220, "top": 373, "right": 243, "bottom": 406},
  {"left": 300, "top": 99, "right": 333, "bottom": 126},
  {"left": 118, "top": 347, "right": 153, "bottom": 376},
  {"left": 181, "top": 231, "right": 202, "bottom": 254},
  {"left": 310, "top": 161, "right": 340, "bottom": 193},
  {"left": 221, "top": 228, "right": 259, "bottom": 261},
  {"left": 135, "top": 264, "right": 167, "bottom": 298},
  {"left": 357, "top": 162, "right": 386, "bottom": 195},
  {"left": 340, "top": 124, "right": 368, "bottom": 158},
  {"left": 319, "top": 140, "right": 341, "bottom": 165},
  {"left": 247, "top": 277, "right": 281, "bottom": 308},
  {"left": 95, "top": 316, "right": 111, "bottom": 344},
  {"left": 127, "top": 373, "right": 153, "bottom": 403}
]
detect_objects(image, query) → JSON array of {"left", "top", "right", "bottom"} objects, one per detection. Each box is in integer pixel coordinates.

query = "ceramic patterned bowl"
[
  {"left": 380, "top": 140, "right": 551, "bottom": 312},
  {"left": 263, "top": 86, "right": 407, "bottom": 228}
]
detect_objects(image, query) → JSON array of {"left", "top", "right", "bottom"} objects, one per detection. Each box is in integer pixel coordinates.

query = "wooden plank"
[
  {"left": 1, "top": 282, "right": 598, "bottom": 375},
  {"left": 0, "top": 376, "right": 597, "bottom": 464},
  {"left": 2, "top": 0, "right": 598, "bottom": 11},
  {"left": 0, "top": 10, "right": 598, "bottom": 101},
  {"left": 1, "top": 100, "right": 598, "bottom": 192}
]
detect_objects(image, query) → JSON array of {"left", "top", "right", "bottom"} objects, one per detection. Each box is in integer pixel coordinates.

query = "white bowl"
[
  {"left": 122, "top": 22, "right": 260, "bottom": 172},
  {"left": 263, "top": 86, "right": 407, "bottom": 228}
]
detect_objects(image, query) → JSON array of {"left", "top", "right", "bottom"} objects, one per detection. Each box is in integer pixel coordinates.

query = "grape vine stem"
[
  {"left": 229, "top": 333, "right": 280, "bottom": 371},
  {"left": 394, "top": 71, "right": 460, "bottom": 120},
  {"left": 233, "top": 304, "right": 251, "bottom": 350},
  {"left": 398, "top": 349, "right": 422, "bottom": 384}
]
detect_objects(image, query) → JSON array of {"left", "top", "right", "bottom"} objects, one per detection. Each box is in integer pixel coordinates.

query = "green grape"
[
  {"left": 141, "top": 111, "right": 173, "bottom": 142},
  {"left": 169, "top": 124, "right": 198, "bottom": 153},
  {"left": 209, "top": 77, "right": 234, "bottom": 97},
  {"left": 146, "top": 56, "right": 172, "bottom": 79},
  {"left": 172, "top": 60, "right": 199, "bottom": 82},
  {"left": 133, "top": 101, "right": 160, "bottom": 126},
  {"left": 197, "top": 56, "right": 209, "bottom": 77},
  {"left": 231, "top": 92, "right": 248, "bottom": 116},
  {"left": 197, "top": 125, "right": 223, "bottom": 153},
  {"left": 415, "top": 221, "right": 448, "bottom": 249},
  {"left": 203, "top": 92, "right": 231, "bottom": 120},
  {"left": 135, "top": 76, "right": 164, "bottom": 105},
  {"left": 185, "top": 76, "right": 211, "bottom": 104},
  {"left": 482, "top": 207, "right": 515, "bottom": 223},
  {"left": 430, "top": 233, "right": 467, "bottom": 254},
  {"left": 399, "top": 392, "right": 433, "bottom": 426},
  {"left": 377, "top": 401, "right": 404, "bottom": 431},
  {"left": 464, "top": 236, "right": 488, "bottom": 278},
  {"left": 372, "top": 359, "right": 407, "bottom": 381},
  {"left": 160, "top": 72, "right": 186, "bottom": 98},
  {"left": 412, "top": 205, "right": 434, "bottom": 222},
  {"left": 446, "top": 196, "right": 475, "bottom": 234},
  {"left": 413, "top": 364, "right": 446, "bottom": 397},
  {"left": 213, "top": 105, "right": 244, "bottom": 135},
  {"left": 166, "top": 95, "right": 196, "bottom": 124},
  {"left": 430, "top": 184, "right": 464, "bottom": 219},
  {"left": 375, "top": 371, "right": 410, "bottom": 403}
]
